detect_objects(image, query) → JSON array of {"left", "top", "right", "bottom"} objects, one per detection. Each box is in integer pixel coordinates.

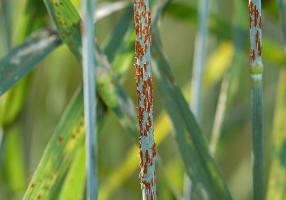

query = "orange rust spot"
[
  {"left": 30, "top": 182, "right": 34, "bottom": 188},
  {"left": 72, "top": 134, "right": 76, "bottom": 139},
  {"left": 258, "top": 40, "right": 262, "bottom": 57},
  {"left": 76, "top": 128, "right": 80, "bottom": 133},
  {"left": 80, "top": 22, "right": 85, "bottom": 35},
  {"left": 256, "top": 30, "right": 259, "bottom": 47},
  {"left": 58, "top": 136, "right": 63, "bottom": 143},
  {"left": 144, "top": 96, "right": 147, "bottom": 108},
  {"left": 248, "top": 0, "right": 253, "bottom": 16},
  {"left": 170, "top": 75, "right": 175, "bottom": 83},
  {"left": 67, "top": 32, "right": 71, "bottom": 35},
  {"left": 139, "top": 150, "right": 143, "bottom": 167},
  {"left": 145, "top": 180, "right": 151, "bottom": 191},
  {"left": 37, "top": 195, "right": 41, "bottom": 199},
  {"left": 143, "top": 162, "right": 147, "bottom": 175},
  {"left": 55, "top": 2, "right": 58, "bottom": 7},
  {"left": 72, "top": 23, "right": 76, "bottom": 28},
  {"left": 151, "top": 142, "right": 156, "bottom": 157},
  {"left": 145, "top": 150, "right": 151, "bottom": 164},
  {"left": 259, "top": 16, "right": 262, "bottom": 29},
  {"left": 69, "top": 41, "right": 74, "bottom": 46},
  {"left": 250, "top": 48, "right": 255, "bottom": 62},
  {"left": 254, "top": 5, "right": 259, "bottom": 27},
  {"left": 57, "top": 12, "right": 60, "bottom": 15}
]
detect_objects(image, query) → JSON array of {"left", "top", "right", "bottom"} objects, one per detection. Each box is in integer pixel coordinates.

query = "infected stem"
[
  {"left": 248, "top": 0, "right": 264, "bottom": 199},
  {"left": 133, "top": 0, "right": 157, "bottom": 199}
]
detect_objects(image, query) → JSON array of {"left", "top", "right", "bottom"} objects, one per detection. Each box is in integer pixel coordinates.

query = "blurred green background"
[{"left": 0, "top": 0, "right": 285, "bottom": 199}]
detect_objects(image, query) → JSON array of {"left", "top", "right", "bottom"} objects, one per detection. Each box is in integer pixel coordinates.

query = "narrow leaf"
[
  {"left": 150, "top": 1, "right": 232, "bottom": 199},
  {"left": 22, "top": 8, "right": 135, "bottom": 199},
  {"left": 59, "top": 146, "right": 86, "bottom": 200},
  {"left": 267, "top": 0, "right": 286, "bottom": 199},
  {"left": 43, "top": 0, "right": 139, "bottom": 139},
  {"left": 0, "top": 28, "right": 62, "bottom": 96}
]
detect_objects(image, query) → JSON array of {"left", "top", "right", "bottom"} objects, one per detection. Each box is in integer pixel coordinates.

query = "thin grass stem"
[
  {"left": 81, "top": 0, "right": 98, "bottom": 199},
  {"left": 248, "top": 0, "right": 264, "bottom": 199},
  {"left": 209, "top": 75, "right": 229, "bottom": 154}
]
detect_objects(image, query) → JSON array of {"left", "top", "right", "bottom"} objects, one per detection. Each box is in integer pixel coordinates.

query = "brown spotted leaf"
[{"left": 0, "top": 28, "right": 62, "bottom": 96}]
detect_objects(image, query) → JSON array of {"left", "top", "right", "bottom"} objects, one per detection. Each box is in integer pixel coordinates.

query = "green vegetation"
[{"left": 0, "top": 0, "right": 285, "bottom": 199}]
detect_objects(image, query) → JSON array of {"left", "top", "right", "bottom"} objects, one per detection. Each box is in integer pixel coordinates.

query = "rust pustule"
[
  {"left": 256, "top": 30, "right": 259, "bottom": 48},
  {"left": 254, "top": 5, "right": 259, "bottom": 27},
  {"left": 250, "top": 48, "right": 255, "bottom": 63},
  {"left": 248, "top": 0, "right": 253, "bottom": 16},
  {"left": 259, "top": 16, "right": 262, "bottom": 29},
  {"left": 258, "top": 40, "right": 262, "bottom": 57},
  {"left": 145, "top": 150, "right": 151, "bottom": 164},
  {"left": 58, "top": 136, "right": 64, "bottom": 143},
  {"left": 151, "top": 142, "right": 156, "bottom": 157},
  {"left": 140, "top": 150, "right": 143, "bottom": 167},
  {"left": 143, "top": 162, "right": 147, "bottom": 175}
]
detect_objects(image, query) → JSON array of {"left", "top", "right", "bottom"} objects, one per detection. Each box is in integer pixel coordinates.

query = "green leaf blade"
[{"left": 0, "top": 28, "right": 62, "bottom": 96}]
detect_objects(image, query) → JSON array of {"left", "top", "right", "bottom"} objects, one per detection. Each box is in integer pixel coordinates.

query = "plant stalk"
[
  {"left": 81, "top": 0, "right": 98, "bottom": 199},
  {"left": 248, "top": 0, "right": 264, "bottom": 199},
  {"left": 133, "top": 0, "right": 157, "bottom": 199}
]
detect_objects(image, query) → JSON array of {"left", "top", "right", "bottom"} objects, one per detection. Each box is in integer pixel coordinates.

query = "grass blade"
[
  {"left": 267, "top": 69, "right": 286, "bottom": 200},
  {"left": 102, "top": 8, "right": 133, "bottom": 63},
  {"left": 43, "top": 0, "right": 139, "bottom": 139},
  {"left": 1, "top": 0, "right": 12, "bottom": 49},
  {"left": 22, "top": 8, "right": 135, "bottom": 199},
  {"left": 0, "top": 28, "right": 62, "bottom": 96},
  {"left": 150, "top": 1, "right": 232, "bottom": 199},
  {"left": 22, "top": 88, "right": 86, "bottom": 200},
  {"left": 59, "top": 146, "right": 86, "bottom": 200},
  {"left": 209, "top": 75, "right": 230, "bottom": 154},
  {"left": 184, "top": 0, "right": 210, "bottom": 197},
  {"left": 0, "top": 2, "right": 130, "bottom": 97},
  {"left": 81, "top": 0, "right": 98, "bottom": 199},
  {"left": 267, "top": 0, "right": 286, "bottom": 199},
  {"left": 248, "top": 1, "right": 264, "bottom": 199}
]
